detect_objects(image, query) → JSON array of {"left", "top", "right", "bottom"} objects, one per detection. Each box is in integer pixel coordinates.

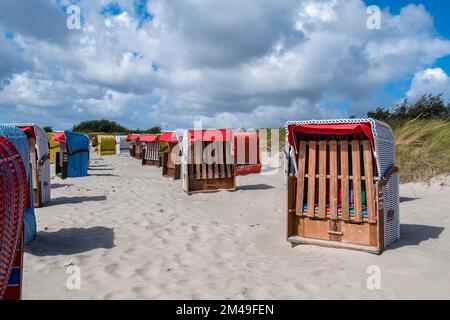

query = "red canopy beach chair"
[
  {"left": 234, "top": 131, "right": 262, "bottom": 176},
  {"left": 141, "top": 134, "right": 161, "bottom": 167},
  {"left": 182, "top": 129, "right": 236, "bottom": 194},
  {"left": 285, "top": 119, "right": 399, "bottom": 254},
  {"left": 160, "top": 132, "right": 181, "bottom": 180}
]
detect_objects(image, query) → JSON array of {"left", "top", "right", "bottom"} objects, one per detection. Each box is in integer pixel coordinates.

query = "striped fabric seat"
[
  {"left": 0, "top": 136, "right": 27, "bottom": 300},
  {"left": 0, "top": 125, "right": 37, "bottom": 245}
]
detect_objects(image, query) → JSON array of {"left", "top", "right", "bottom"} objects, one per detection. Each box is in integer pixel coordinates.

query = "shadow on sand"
[
  {"left": 88, "top": 173, "right": 118, "bottom": 177},
  {"left": 89, "top": 164, "right": 110, "bottom": 168},
  {"left": 400, "top": 197, "right": 420, "bottom": 203},
  {"left": 46, "top": 196, "right": 107, "bottom": 207},
  {"left": 27, "top": 227, "right": 115, "bottom": 256},
  {"left": 386, "top": 224, "right": 444, "bottom": 251},
  {"left": 51, "top": 183, "right": 73, "bottom": 189},
  {"left": 238, "top": 184, "right": 275, "bottom": 191}
]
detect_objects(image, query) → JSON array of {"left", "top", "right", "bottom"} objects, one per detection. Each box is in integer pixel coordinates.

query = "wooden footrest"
[{"left": 288, "top": 236, "right": 381, "bottom": 255}]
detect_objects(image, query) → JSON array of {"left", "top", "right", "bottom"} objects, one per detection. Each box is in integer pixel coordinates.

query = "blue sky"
[{"left": 1, "top": 0, "right": 450, "bottom": 130}]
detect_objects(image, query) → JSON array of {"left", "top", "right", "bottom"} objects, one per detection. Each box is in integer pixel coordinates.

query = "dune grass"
[{"left": 390, "top": 119, "right": 450, "bottom": 184}]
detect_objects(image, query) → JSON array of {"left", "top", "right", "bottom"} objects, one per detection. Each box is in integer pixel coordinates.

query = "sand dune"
[{"left": 23, "top": 152, "right": 450, "bottom": 299}]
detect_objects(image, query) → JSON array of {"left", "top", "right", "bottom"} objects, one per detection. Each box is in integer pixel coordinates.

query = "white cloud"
[
  {"left": 407, "top": 68, "right": 450, "bottom": 101},
  {"left": 0, "top": 0, "right": 449, "bottom": 130}
]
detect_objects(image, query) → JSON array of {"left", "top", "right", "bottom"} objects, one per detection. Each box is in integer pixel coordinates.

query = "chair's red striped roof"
[{"left": 160, "top": 132, "right": 178, "bottom": 143}]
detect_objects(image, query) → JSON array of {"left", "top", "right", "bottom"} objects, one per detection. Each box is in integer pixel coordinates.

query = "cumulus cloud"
[
  {"left": 0, "top": 0, "right": 449, "bottom": 130},
  {"left": 407, "top": 68, "right": 450, "bottom": 101}
]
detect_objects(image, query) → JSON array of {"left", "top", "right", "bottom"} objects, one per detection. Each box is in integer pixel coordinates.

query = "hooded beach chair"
[
  {"left": 234, "top": 131, "right": 262, "bottom": 176},
  {"left": 0, "top": 135, "right": 27, "bottom": 300},
  {"left": 9, "top": 124, "right": 51, "bottom": 207},
  {"left": 0, "top": 125, "right": 37, "bottom": 245},
  {"left": 116, "top": 135, "right": 131, "bottom": 155},
  {"left": 130, "top": 134, "right": 143, "bottom": 159},
  {"left": 141, "top": 134, "right": 163, "bottom": 167},
  {"left": 160, "top": 132, "right": 181, "bottom": 180},
  {"left": 285, "top": 119, "right": 399, "bottom": 254},
  {"left": 47, "top": 133, "right": 60, "bottom": 164},
  {"left": 182, "top": 129, "right": 236, "bottom": 194},
  {"left": 53, "top": 131, "right": 90, "bottom": 179},
  {"left": 97, "top": 135, "right": 117, "bottom": 156}
]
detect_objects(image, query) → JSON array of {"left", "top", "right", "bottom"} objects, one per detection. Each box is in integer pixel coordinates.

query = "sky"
[{"left": 0, "top": 0, "right": 449, "bottom": 131}]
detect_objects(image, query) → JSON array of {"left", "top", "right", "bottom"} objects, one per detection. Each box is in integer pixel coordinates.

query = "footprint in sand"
[{"left": 103, "top": 263, "right": 119, "bottom": 275}]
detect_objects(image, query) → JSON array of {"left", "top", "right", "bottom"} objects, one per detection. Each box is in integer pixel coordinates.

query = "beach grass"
[{"left": 390, "top": 119, "right": 450, "bottom": 184}]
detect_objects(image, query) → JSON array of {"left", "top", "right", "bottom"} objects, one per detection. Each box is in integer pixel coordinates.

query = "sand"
[{"left": 23, "top": 152, "right": 450, "bottom": 300}]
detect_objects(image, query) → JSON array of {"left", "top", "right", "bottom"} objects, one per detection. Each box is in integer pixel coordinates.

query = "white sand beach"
[{"left": 23, "top": 152, "right": 450, "bottom": 300}]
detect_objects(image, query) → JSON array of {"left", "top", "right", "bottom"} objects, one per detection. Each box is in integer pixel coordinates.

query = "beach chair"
[
  {"left": 182, "top": 129, "right": 236, "bottom": 194},
  {"left": 53, "top": 131, "right": 90, "bottom": 179},
  {"left": 0, "top": 136, "right": 27, "bottom": 300},
  {"left": 10, "top": 124, "right": 51, "bottom": 207},
  {"left": 285, "top": 119, "right": 400, "bottom": 254},
  {"left": 234, "top": 131, "right": 262, "bottom": 176},
  {"left": 141, "top": 134, "right": 162, "bottom": 167},
  {"left": 0, "top": 125, "right": 37, "bottom": 245},
  {"left": 160, "top": 132, "right": 181, "bottom": 180},
  {"left": 116, "top": 135, "right": 131, "bottom": 155},
  {"left": 48, "top": 133, "right": 60, "bottom": 164},
  {"left": 130, "top": 134, "right": 142, "bottom": 159},
  {"left": 97, "top": 135, "right": 117, "bottom": 156}
]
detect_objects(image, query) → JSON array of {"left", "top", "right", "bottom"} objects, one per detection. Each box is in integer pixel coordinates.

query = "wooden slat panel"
[
  {"left": 352, "top": 141, "right": 363, "bottom": 222},
  {"left": 318, "top": 141, "right": 327, "bottom": 219},
  {"left": 206, "top": 142, "right": 213, "bottom": 178},
  {"left": 340, "top": 140, "right": 350, "bottom": 221},
  {"left": 362, "top": 141, "right": 376, "bottom": 223},
  {"left": 189, "top": 144, "right": 194, "bottom": 180},
  {"left": 225, "top": 142, "right": 232, "bottom": 178},
  {"left": 307, "top": 142, "right": 317, "bottom": 218},
  {"left": 195, "top": 141, "right": 201, "bottom": 180},
  {"left": 287, "top": 176, "right": 297, "bottom": 238},
  {"left": 150, "top": 143, "right": 153, "bottom": 160},
  {"left": 295, "top": 141, "right": 307, "bottom": 216},
  {"left": 30, "top": 138, "right": 40, "bottom": 206},
  {"left": 213, "top": 142, "right": 219, "bottom": 178},
  {"left": 329, "top": 141, "right": 338, "bottom": 220},
  {"left": 201, "top": 142, "right": 207, "bottom": 179},
  {"left": 217, "top": 141, "right": 226, "bottom": 178}
]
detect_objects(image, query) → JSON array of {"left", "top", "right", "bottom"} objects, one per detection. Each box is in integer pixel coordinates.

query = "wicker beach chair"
[
  {"left": 0, "top": 136, "right": 27, "bottom": 300},
  {"left": 0, "top": 125, "right": 37, "bottom": 245},
  {"left": 234, "top": 131, "right": 262, "bottom": 176},
  {"left": 97, "top": 135, "right": 117, "bottom": 156},
  {"left": 160, "top": 132, "right": 181, "bottom": 180},
  {"left": 182, "top": 129, "right": 236, "bottom": 194},
  {"left": 130, "top": 134, "right": 142, "bottom": 159},
  {"left": 9, "top": 124, "right": 51, "bottom": 207},
  {"left": 116, "top": 135, "right": 131, "bottom": 155},
  {"left": 141, "top": 134, "right": 162, "bottom": 167},
  {"left": 47, "top": 133, "right": 60, "bottom": 165},
  {"left": 285, "top": 119, "right": 400, "bottom": 254},
  {"left": 53, "top": 131, "right": 90, "bottom": 179}
]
